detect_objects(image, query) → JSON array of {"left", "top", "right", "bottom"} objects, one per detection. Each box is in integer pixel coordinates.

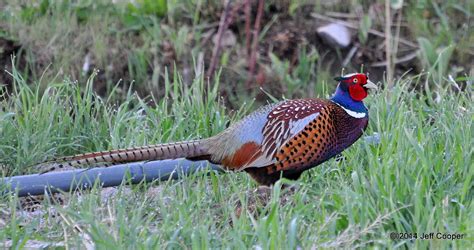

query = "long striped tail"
[{"left": 38, "top": 140, "right": 211, "bottom": 173}]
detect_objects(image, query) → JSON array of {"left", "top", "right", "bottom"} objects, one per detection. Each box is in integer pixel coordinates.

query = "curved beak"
[{"left": 364, "top": 80, "right": 378, "bottom": 90}]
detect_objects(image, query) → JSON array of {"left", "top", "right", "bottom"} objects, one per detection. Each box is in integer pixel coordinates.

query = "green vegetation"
[
  {"left": 2, "top": 0, "right": 471, "bottom": 101},
  {"left": 0, "top": 0, "right": 472, "bottom": 248},
  {"left": 1, "top": 67, "right": 472, "bottom": 248},
  {"left": 0, "top": 67, "right": 238, "bottom": 176}
]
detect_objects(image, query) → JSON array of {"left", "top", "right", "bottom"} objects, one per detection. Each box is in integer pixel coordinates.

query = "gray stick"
[{"left": 1, "top": 159, "right": 223, "bottom": 197}]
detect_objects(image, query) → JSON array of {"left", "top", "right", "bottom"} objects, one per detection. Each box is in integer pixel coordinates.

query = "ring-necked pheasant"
[{"left": 41, "top": 73, "right": 377, "bottom": 185}]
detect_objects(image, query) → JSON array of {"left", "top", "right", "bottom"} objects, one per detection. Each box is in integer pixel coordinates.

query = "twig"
[
  {"left": 326, "top": 11, "right": 358, "bottom": 19},
  {"left": 370, "top": 50, "right": 418, "bottom": 67},
  {"left": 310, "top": 12, "right": 418, "bottom": 48},
  {"left": 342, "top": 45, "right": 358, "bottom": 67},
  {"left": 392, "top": 8, "right": 403, "bottom": 68},
  {"left": 244, "top": 0, "right": 251, "bottom": 57},
  {"left": 246, "top": 0, "right": 265, "bottom": 87},
  {"left": 206, "top": 0, "right": 233, "bottom": 79},
  {"left": 195, "top": 52, "right": 205, "bottom": 77},
  {"left": 385, "top": 0, "right": 393, "bottom": 86}
]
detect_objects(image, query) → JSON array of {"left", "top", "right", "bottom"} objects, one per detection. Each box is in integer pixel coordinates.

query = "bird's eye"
[{"left": 353, "top": 78, "right": 358, "bottom": 83}]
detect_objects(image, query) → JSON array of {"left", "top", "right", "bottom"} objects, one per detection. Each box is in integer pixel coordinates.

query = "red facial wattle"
[{"left": 349, "top": 84, "right": 367, "bottom": 101}]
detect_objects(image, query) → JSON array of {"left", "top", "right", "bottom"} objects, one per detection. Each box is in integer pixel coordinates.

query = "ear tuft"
[{"left": 334, "top": 76, "right": 343, "bottom": 81}]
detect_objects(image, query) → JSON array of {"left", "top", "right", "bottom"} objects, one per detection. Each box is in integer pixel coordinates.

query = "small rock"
[
  {"left": 212, "top": 29, "right": 236, "bottom": 48},
  {"left": 317, "top": 23, "right": 351, "bottom": 48}
]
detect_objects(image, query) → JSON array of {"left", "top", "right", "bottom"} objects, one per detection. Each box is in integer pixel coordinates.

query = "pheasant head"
[{"left": 331, "top": 73, "right": 378, "bottom": 114}]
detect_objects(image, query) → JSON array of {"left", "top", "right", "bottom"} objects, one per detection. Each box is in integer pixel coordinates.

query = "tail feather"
[{"left": 39, "top": 139, "right": 210, "bottom": 173}]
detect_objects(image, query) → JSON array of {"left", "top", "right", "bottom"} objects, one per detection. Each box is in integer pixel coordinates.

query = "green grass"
[
  {"left": 0, "top": 0, "right": 473, "bottom": 248},
  {"left": 0, "top": 66, "right": 241, "bottom": 175},
  {"left": 0, "top": 67, "right": 472, "bottom": 248}
]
